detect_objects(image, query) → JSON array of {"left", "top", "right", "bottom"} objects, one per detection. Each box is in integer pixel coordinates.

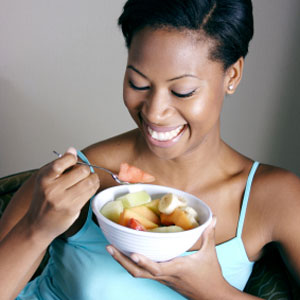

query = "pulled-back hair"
[{"left": 118, "top": 0, "right": 254, "bottom": 70}]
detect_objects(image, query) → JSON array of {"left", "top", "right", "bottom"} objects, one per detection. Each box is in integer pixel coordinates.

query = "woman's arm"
[
  {"left": 0, "top": 173, "right": 48, "bottom": 299},
  {"left": 0, "top": 149, "right": 100, "bottom": 300},
  {"left": 270, "top": 170, "right": 300, "bottom": 283}
]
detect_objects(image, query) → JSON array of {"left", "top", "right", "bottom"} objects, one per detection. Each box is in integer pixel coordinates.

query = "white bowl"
[{"left": 92, "top": 184, "right": 212, "bottom": 262}]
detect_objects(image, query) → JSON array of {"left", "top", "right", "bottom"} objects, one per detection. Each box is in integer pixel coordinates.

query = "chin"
[{"left": 146, "top": 142, "right": 187, "bottom": 161}]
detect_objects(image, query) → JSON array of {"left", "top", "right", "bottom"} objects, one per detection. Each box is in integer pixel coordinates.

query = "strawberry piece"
[
  {"left": 118, "top": 163, "right": 155, "bottom": 183},
  {"left": 127, "top": 218, "right": 146, "bottom": 231}
]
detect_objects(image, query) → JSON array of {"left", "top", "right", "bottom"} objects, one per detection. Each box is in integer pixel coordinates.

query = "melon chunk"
[
  {"left": 100, "top": 200, "right": 124, "bottom": 223},
  {"left": 144, "top": 199, "right": 160, "bottom": 216},
  {"left": 130, "top": 205, "right": 160, "bottom": 225},
  {"left": 160, "top": 208, "right": 199, "bottom": 230},
  {"left": 148, "top": 225, "right": 184, "bottom": 233},
  {"left": 119, "top": 208, "right": 158, "bottom": 230},
  {"left": 116, "top": 191, "right": 151, "bottom": 208}
]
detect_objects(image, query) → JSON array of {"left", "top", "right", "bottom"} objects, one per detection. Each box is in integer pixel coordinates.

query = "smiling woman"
[
  {"left": 0, "top": 1, "right": 300, "bottom": 300},
  {"left": 123, "top": 27, "right": 235, "bottom": 159}
]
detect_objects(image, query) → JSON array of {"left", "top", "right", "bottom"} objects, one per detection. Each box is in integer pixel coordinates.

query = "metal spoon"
[{"left": 53, "top": 150, "right": 130, "bottom": 185}]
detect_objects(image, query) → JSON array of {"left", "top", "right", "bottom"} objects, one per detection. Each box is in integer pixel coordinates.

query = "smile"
[{"left": 147, "top": 125, "right": 184, "bottom": 142}]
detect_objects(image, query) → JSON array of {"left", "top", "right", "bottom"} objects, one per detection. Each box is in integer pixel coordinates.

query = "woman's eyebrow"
[
  {"left": 167, "top": 74, "right": 200, "bottom": 82},
  {"left": 127, "top": 65, "right": 200, "bottom": 81},
  {"left": 127, "top": 65, "right": 148, "bottom": 79}
]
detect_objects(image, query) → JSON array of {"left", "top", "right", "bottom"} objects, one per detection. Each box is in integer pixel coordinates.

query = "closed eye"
[
  {"left": 172, "top": 89, "right": 197, "bottom": 98},
  {"left": 129, "top": 81, "right": 149, "bottom": 91}
]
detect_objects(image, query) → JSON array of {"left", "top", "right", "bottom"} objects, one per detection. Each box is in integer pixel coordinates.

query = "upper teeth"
[{"left": 148, "top": 125, "right": 184, "bottom": 141}]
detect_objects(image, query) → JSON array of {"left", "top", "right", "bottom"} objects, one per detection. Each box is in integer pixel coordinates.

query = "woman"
[{"left": 0, "top": 0, "right": 299, "bottom": 299}]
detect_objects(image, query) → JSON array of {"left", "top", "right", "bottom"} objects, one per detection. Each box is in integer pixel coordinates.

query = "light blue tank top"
[{"left": 17, "top": 152, "right": 259, "bottom": 300}]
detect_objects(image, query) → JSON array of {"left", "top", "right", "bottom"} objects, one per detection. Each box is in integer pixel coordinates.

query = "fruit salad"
[{"left": 100, "top": 190, "right": 199, "bottom": 232}]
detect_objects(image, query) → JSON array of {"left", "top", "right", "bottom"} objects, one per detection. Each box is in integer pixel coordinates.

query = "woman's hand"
[
  {"left": 106, "top": 217, "right": 232, "bottom": 300},
  {"left": 25, "top": 147, "right": 100, "bottom": 242}
]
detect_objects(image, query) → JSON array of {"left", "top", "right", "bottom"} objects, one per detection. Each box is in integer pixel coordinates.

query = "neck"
[{"left": 136, "top": 127, "right": 233, "bottom": 192}]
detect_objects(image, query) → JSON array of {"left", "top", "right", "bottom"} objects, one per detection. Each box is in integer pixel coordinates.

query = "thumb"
[{"left": 201, "top": 216, "right": 217, "bottom": 250}]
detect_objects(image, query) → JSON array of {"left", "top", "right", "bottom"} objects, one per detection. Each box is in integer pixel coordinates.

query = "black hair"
[{"left": 118, "top": 0, "right": 254, "bottom": 70}]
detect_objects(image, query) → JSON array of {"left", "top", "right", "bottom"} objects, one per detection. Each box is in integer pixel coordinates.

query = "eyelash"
[
  {"left": 129, "top": 81, "right": 149, "bottom": 91},
  {"left": 172, "top": 90, "right": 196, "bottom": 98},
  {"left": 129, "top": 81, "right": 196, "bottom": 98}
]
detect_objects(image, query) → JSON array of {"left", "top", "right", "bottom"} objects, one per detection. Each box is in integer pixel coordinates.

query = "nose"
[{"left": 142, "top": 89, "right": 173, "bottom": 124}]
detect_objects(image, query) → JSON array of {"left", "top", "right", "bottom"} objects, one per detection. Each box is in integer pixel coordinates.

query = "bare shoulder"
[
  {"left": 82, "top": 129, "right": 141, "bottom": 188},
  {"left": 251, "top": 164, "right": 300, "bottom": 241},
  {"left": 253, "top": 164, "right": 300, "bottom": 205},
  {"left": 83, "top": 129, "right": 139, "bottom": 167}
]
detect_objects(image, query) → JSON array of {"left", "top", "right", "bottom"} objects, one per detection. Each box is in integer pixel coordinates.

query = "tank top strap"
[
  {"left": 76, "top": 149, "right": 95, "bottom": 220},
  {"left": 236, "top": 161, "right": 260, "bottom": 237},
  {"left": 76, "top": 150, "right": 95, "bottom": 173}
]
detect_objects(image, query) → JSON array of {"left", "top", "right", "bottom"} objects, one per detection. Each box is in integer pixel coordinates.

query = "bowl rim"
[{"left": 92, "top": 183, "right": 213, "bottom": 237}]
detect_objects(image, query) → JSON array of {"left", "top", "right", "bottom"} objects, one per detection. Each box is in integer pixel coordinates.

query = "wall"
[{"left": 1, "top": 0, "right": 300, "bottom": 177}]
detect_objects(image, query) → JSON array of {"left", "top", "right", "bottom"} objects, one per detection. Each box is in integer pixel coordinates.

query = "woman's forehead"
[{"left": 127, "top": 27, "right": 223, "bottom": 78}]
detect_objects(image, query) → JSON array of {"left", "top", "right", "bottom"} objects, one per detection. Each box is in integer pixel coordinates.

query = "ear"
[{"left": 225, "top": 57, "right": 244, "bottom": 95}]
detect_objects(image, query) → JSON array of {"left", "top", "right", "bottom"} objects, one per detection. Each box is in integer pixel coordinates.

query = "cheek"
[
  {"left": 123, "top": 87, "right": 136, "bottom": 109},
  {"left": 123, "top": 87, "right": 144, "bottom": 122},
  {"left": 123, "top": 76, "right": 137, "bottom": 110},
  {"left": 182, "top": 93, "right": 223, "bottom": 126},
  {"left": 123, "top": 88, "right": 131, "bottom": 109}
]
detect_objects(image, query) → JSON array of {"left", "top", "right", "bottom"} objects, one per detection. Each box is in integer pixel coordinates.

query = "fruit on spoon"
[{"left": 118, "top": 163, "right": 155, "bottom": 183}]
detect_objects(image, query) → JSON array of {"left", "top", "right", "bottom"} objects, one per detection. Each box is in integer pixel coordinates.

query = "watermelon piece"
[
  {"left": 127, "top": 218, "right": 146, "bottom": 231},
  {"left": 118, "top": 163, "right": 155, "bottom": 183}
]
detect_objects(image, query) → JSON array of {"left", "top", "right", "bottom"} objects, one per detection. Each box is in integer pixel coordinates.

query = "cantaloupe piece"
[
  {"left": 130, "top": 205, "right": 160, "bottom": 225},
  {"left": 160, "top": 208, "right": 198, "bottom": 230},
  {"left": 144, "top": 199, "right": 160, "bottom": 216},
  {"left": 118, "top": 163, "right": 155, "bottom": 183},
  {"left": 119, "top": 208, "right": 158, "bottom": 229}
]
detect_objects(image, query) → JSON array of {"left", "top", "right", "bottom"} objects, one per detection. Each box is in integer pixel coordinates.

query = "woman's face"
[{"left": 123, "top": 27, "right": 229, "bottom": 160}]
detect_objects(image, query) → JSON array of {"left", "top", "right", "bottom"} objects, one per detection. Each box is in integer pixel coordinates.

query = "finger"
[
  {"left": 106, "top": 246, "right": 154, "bottom": 279},
  {"left": 66, "top": 173, "right": 100, "bottom": 206},
  {"left": 41, "top": 152, "right": 78, "bottom": 182},
  {"left": 130, "top": 253, "right": 162, "bottom": 276},
  {"left": 127, "top": 252, "right": 188, "bottom": 279},
  {"left": 65, "top": 146, "right": 77, "bottom": 157},
  {"left": 55, "top": 164, "right": 91, "bottom": 190},
  {"left": 129, "top": 253, "right": 175, "bottom": 277}
]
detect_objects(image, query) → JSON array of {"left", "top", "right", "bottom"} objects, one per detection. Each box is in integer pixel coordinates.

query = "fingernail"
[
  {"left": 131, "top": 254, "right": 139, "bottom": 264},
  {"left": 65, "top": 147, "right": 77, "bottom": 157},
  {"left": 106, "top": 246, "right": 114, "bottom": 256}
]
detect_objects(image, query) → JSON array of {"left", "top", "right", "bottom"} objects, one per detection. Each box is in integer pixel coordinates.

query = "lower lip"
[{"left": 143, "top": 122, "right": 186, "bottom": 148}]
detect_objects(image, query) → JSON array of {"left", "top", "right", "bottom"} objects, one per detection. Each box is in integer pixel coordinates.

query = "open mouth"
[
  {"left": 138, "top": 113, "right": 187, "bottom": 147},
  {"left": 147, "top": 125, "right": 185, "bottom": 142}
]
